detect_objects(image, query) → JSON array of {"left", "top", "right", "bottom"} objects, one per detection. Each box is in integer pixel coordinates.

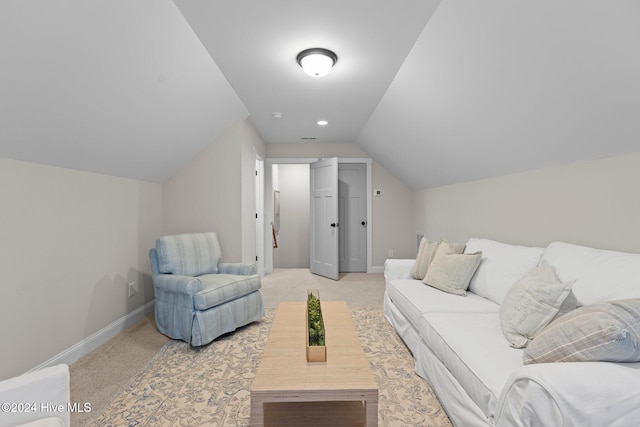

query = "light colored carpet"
[
  {"left": 260, "top": 268, "right": 386, "bottom": 308},
  {"left": 86, "top": 307, "right": 451, "bottom": 427},
  {"left": 71, "top": 269, "right": 449, "bottom": 426},
  {"left": 70, "top": 312, "right": 170, "bottom": 427}
]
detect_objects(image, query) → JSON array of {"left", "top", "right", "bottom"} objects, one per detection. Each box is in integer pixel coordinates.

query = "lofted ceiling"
[
  {"left": 1, "top": 0, "right": 639, "bottom": 188},
  {"left": 173, "top": 0, "right": 439, "bottom": 146},
  {"left": 0, "top": 0, "right": 248, "bottom": 182},
  {"left": 358, "top": 0, "right": 640, "bottom": 189}
]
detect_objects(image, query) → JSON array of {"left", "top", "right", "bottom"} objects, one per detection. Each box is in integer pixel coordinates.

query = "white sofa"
[
  {"left": 384, "top": 238, "right": 640, "bottom": 427},
  {"left": 0, "top": 364, "right": 70, "bottom": 427}
]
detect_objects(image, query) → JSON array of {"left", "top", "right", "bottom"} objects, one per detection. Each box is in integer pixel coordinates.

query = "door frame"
[
  {"left": 264, "top": 157, "right": 372, "bottom": 275},
  {"left": 254, "top": 149, "right": 265, "bottom": 276},
  {"left": 339, "top": 162, "right": 369, "bottom": 273}
]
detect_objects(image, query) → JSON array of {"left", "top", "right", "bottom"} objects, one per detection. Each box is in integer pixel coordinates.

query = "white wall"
[
  {"left": 163, "top": 121, "right": 242, "bottom": 259},
  {"left": 163, "top": 119, "right": 265, "bottom": 263},
  {"left": 372, "top": 161, "right": 415, "bottom": 261},
  {"left": 0, "top": 158, "right": 162, "bottom": 379},
  {"left": 414, "top": 152, "right": 640, "bottom": 253},
  {"left": 272, "top": 164, "right": 310, "bottom": 268}
]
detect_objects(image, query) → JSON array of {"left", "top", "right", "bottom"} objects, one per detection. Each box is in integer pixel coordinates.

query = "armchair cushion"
[
  {"left": 156, "top": 232, "right": 222, "bottom": 276},
  {"left": 194, "top": 274, "right": 262, "bottom": 310}
]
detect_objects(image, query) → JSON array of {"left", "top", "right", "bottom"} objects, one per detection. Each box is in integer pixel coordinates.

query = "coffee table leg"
[
  {"left": 365, "top": 398, "right": 378, "bottom": 427},
  {"left": 250, "top": 397, "right": 264, "bottom": 427}
]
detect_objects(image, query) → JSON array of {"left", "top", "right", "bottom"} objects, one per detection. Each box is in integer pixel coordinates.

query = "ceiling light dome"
[{"left": 296, "top": 48, "right": 337, "bottom": 77}]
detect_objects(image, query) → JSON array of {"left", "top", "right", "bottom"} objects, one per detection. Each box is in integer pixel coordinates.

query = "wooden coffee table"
[{"left": 250, "top": 301, "right": 378, "bottom": 426}]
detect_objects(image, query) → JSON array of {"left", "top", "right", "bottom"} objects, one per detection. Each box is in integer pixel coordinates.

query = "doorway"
[
  {"left": 339, "top": 163, "right": 368, "bottom": 272},
  {"left": 264, "top": 158, "right": 372, "bottom": 277}
]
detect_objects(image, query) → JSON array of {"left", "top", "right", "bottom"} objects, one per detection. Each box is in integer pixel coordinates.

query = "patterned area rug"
[{"left": 87, "top": 307, "right": 452, "bottom": 427}]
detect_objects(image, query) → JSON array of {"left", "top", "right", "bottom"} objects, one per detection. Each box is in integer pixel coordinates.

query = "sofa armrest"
[
  {"left": 0, "top": 364, "right": 70, "bottom": 427},
  {"left": 218, "top": 262, "right": 257, "bottom": 276},
  {"left": 495, "top": 362, "right": 640, "bottom": 427},
  {"left": 384, "top": 258, "right": 415, "bottom": 283},
  {"left": 152, "top": 274, "right": 202, "bottom": 295}
]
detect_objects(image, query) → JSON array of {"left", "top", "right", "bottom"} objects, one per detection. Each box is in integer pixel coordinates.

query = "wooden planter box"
[{"left": 306, "top": 289, "right": 327, "bottom": 362}]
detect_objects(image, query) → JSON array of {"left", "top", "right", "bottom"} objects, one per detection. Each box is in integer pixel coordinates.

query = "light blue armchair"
[{"left": 149, "top": 232, "right": 264, "bottom": 346}]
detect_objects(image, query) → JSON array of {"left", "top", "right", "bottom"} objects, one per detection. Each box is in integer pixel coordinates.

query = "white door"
[
  {"left": 339, "top": 163, "right": 367, "bottom": 272},
  {"left": 310, "top": 157, "right": 339, "bottom": 280}
]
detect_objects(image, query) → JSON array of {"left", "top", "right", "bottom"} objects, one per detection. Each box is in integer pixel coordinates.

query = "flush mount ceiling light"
[{"left": 296, "top": 48, "right": 337, "bottom": 77}]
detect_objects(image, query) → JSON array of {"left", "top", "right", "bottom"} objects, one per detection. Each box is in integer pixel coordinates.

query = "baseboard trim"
[
  {"left": 31, "top": 301, "right": 155, "bottom": 372},
  {"left": 370, "top": 265, "right": 385, "bottom": 274}
]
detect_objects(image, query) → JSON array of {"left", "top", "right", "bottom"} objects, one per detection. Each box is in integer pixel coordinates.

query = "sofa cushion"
[
  {"left": 193, "top": 274, "right": 261, "bottom": 310},
  {"left": 500, "top": 261, "right": 579, "bottom": 348},
  {"left": 523, "top": 299, "right": 640, "bottom": 364},
  {"left": 156, "top": 232, "right": 222, "bottom": 276},
  {"left": 386, "top": 279, "right": 499, "bottom": 332},
  {"left": 419, "top": 312, "right": 524, "bottom": 420},
  {"left": 465, "top": 238, "right": 545, "bottom": 305},
  {"left": 541, "top": 242, "right": 640, "bottom": 305},
  {"left": 423, "top": 249, "right": 482, "bottom": 296}
]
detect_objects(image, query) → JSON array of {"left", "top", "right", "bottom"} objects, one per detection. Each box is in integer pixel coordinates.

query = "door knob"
[
  {"left": 361, "top": 221, "right": 367, "bottom": 226},
  {"left": 331, "top": 223, "right": 339, "bottom": 227}
]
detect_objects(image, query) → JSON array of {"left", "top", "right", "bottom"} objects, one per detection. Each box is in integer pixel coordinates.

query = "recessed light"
[
  {"left": 317, "top": 120, "right": 328, "bottom": 126},
  {"left": 272, "top": 112, "right": 283, "bottom": 119}
]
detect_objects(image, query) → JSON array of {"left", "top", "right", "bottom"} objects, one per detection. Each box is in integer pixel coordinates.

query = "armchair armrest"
[
  {"left": 495, "top": 362, "right": 640, "bottom": 427},
  {"left": 152, "top": 273, "right": 202, "bottom": 295},
  {"left": 0, "top": 364, "right": 70, "bottom": 427},
  {"left": 218, "top": 262, "right": 257, "bottom": 276}
]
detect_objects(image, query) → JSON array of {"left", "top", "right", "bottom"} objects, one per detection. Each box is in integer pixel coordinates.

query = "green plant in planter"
[{"left": 307, "top": 292, "right": 325, "bottom": 346}]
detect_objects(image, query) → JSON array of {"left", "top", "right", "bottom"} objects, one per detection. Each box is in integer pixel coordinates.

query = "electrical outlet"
[
  {"left": 388, "top": 249, "right": 394, "bottom": 258},
  {"left": 128, "top": 282, "right": 137, "bottom": 298}
]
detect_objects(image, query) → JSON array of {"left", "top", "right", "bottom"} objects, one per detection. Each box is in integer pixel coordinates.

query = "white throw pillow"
[
  {"left": 411, "top": 238, "right": 464, "bottom": 280},
  {"left": 500, "top": 261, "right": 578, "bottom": 348},
  {"left": 423, "top": 248, "right": 483, "bottom": 296},
  {"left": 541, "top": 242, "right": 640, "bottom": 306},
  {"left": 465, "top": 238, "right": 545, "bottom": 305}
]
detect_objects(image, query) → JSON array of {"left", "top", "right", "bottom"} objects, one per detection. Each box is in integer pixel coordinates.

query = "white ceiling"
[
  {"left": 0, "top": 0, "right": 248, "bottom": 182},
  {"left": 359, "top": 0, "right": 640, "bottom": 189},
  {"left": 173, "top": 0, "right": 439, "bottom": 145},
  {"left": 1, "top": 0, "right": 640, "bottom": 188}
]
